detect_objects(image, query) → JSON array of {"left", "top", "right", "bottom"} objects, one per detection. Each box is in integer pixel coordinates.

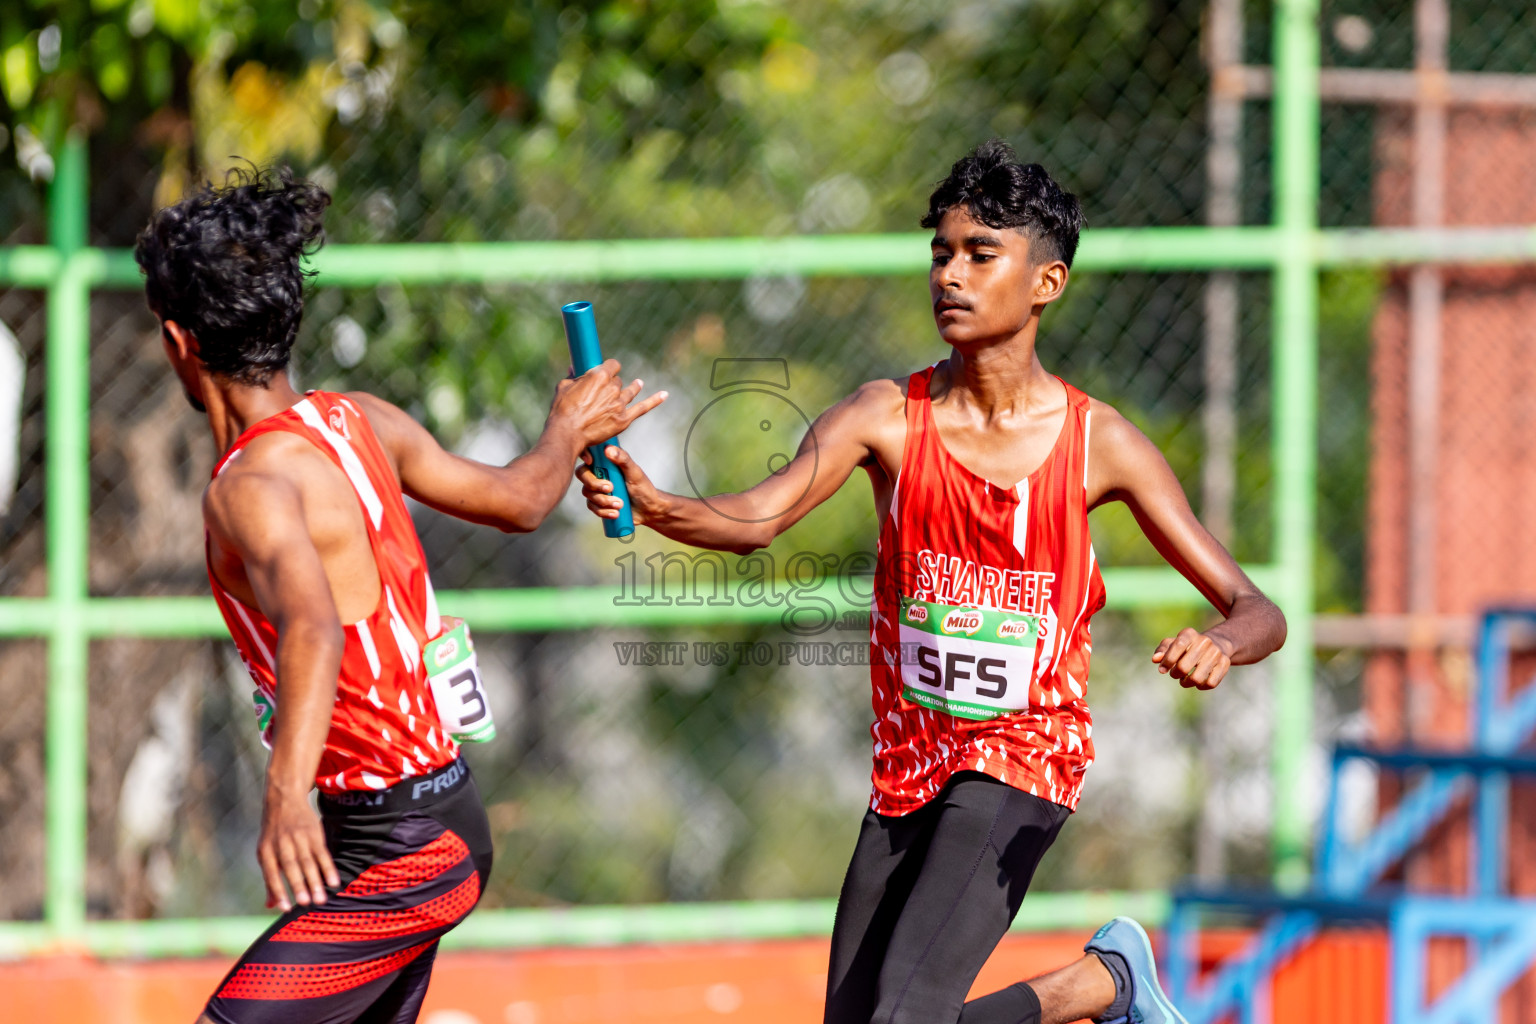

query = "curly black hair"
[
  {"left": 920, "top": 140, "right": 1083, "bottom": 268},
  {"left": 135, "top": 166, "right": 330, "bottom": 386}
]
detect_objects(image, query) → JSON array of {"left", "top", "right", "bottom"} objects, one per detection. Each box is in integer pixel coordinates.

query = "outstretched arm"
[
  {"left": 353, "top": 360, "right": 666, "bottom": 533},
  {"left": 1087, "top": 404, "right": 1286, "bottom": 689},
  {"left": 578, "top": 379, "right": 900, "bottom": 554},
  {"left": 204, "top": 472, "right": 343, "bottom": 912}
]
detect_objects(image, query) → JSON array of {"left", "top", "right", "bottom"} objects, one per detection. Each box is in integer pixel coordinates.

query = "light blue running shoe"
[{"left": 1083, "top": 917, "right": 1189, "bottom": 1024}]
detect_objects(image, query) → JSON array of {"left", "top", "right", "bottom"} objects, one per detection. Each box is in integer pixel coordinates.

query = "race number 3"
[
  {"left": 425, "top": 616, "right": 498, "bottom": 743},
  {"left": 443, "top": 666, "right": 489, "bottom": 726}
]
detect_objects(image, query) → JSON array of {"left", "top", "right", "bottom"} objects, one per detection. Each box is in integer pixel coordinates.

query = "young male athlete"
[
  {"left": 579, "top": 140, "right": 1286, "bottom": 1024},
  {"left": 136, "top": 168, "right": 664, "bottom": 1024}
]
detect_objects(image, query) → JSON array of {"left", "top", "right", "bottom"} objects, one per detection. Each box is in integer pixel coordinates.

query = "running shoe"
[{"left": 1083, "top": 916, "right": 1189, "bottom": 1024}]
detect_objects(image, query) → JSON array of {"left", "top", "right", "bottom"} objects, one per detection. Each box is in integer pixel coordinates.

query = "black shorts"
[
  {"left": 824, "top": 771, "right": 1071, "bottom": 1024},
  {"left": 204, "top": 759, "right": 494, "bottom": 1024}
]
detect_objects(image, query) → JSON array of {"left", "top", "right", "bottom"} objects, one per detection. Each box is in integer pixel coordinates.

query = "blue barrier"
[{"left": 1169, "top": 608, "right": 1536, "bottom": 1023}]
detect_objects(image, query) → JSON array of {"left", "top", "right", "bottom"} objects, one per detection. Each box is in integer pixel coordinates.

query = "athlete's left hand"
[{"left": 1152, "top": 627, "right": 1235, "bottom": 690}]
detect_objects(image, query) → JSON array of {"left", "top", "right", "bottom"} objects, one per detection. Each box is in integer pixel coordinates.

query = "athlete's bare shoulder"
[
  {"left": 829, "top": 376, "right": 907, "bottom": 468},
  {"left": 1083, "top": 394, "right": 1142, "bottom": 445},
  {"left": 205, "top": 430, "right": 328, "bottom": 493},
  {"left": 343, "top": 390, "right": 450, "bottom": 487},
  {"left": 342, "top": 390, "right": 411, "bottom": 439},
  {"left": 846, "top": 376, "right": 907, "bottom": 420},
  {"left": 1081, "top": 394, "right": 1175, "bottom": 507},
  {"left": 202, "top": 434, "right": 315, "bottom": 547}
]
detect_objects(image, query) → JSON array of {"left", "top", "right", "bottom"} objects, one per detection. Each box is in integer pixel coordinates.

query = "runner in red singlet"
[
  {"left": 136, "top": 167, "right": 664, "bottom": 1024},
  {"left": 579, "top": 141, "right": 1286, "bottom": 1024}
]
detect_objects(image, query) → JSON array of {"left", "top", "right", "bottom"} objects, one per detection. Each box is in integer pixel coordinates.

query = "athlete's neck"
[
  {"left": 204, "top": 375, "right": 306, "bottom": 455},
  {"left": 939, "top": 327, "right": 1058, "bottom": 420}
]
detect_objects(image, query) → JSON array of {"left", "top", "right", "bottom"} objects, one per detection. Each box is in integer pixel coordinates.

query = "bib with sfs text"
[{"left": 896, "top": 596, "right": 1061, "bottom": 720}]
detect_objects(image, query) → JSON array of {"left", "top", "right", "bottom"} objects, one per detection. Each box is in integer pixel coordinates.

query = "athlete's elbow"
[
  {"left": 495, "top": 498, "right": 551, "bottom": 534},
  {"left": 1249, "top": 596, "right": 1287, "bottom": 658},
  {"left": 1270, "top": 603, "right": 1289, "bottom": 654},
  {"left": 496, "top": 511, "right": 542, "bottom": 534},
  {"left": 315, "top": 620, "right": 346, "bottom": 662},
  {"left": 278, "top": 620, "right": 346, "bottom": 681},
  {"left": 727, "top": 522, "right": 778, "bottom": 556}
]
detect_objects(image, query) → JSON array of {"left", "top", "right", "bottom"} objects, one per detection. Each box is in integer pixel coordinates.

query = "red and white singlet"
[
  {"left": 208, "top": 391, "right": 459, "bottom": 794},
  {"left": 869, "top": 366, "right": 1106, "bottom": 815}
]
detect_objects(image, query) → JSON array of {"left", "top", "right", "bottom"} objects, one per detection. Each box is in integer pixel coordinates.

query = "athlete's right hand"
[
  {"left": 257, "top": 788, "right": 340, "bottom": 913},
  {"left": 576, "top": 445, "right": 665, "bottom": 526},
  {"left": 550, "top": 358, "right": 668, "bottom": 448}
]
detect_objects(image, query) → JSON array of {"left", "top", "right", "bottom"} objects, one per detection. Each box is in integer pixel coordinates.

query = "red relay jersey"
[
  {"left": 868, "top": 366, "right": 1106, "bottom": 815},
  {"left": 208, "top": 391, "right": 459, "bottom": 793}
]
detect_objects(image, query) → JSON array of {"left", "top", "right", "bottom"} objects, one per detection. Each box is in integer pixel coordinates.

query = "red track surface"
[{"left": 0, "top": 929, "right": 1386, "bottom": 1023}]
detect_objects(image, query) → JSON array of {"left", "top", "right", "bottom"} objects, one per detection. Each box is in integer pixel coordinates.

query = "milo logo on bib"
[
  {"left": 941, "top": 609, "right": 983, "bottom": 636},
  {"left": 897, "top": 595, "right": 1058, "bottom": 721},
  {"left": 996, "top": 618, "right": 1037, "bottom": 641},
  {"left": 430, "top": 634, "right": 461, "bottom": 671}
]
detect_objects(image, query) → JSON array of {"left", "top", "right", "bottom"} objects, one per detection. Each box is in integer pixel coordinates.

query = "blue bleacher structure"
[{"left": 1165, "top": 609, "right": 1536, "bottom": 1024}]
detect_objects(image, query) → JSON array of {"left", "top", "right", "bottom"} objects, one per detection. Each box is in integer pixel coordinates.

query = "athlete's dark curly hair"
[
  {"left": 921, "top": 140, "right": 1083, "bottom": 268},
  {"left": 135, "top": 166, "right": 330, "bottom": 386}
]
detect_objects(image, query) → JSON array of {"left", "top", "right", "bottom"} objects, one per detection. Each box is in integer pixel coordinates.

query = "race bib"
[
  {"left": 897, "top": 596, "right": 1056, "bottom": 721},
  {"left": 425, "top": 616, "right": 497, "bottom": 743}
]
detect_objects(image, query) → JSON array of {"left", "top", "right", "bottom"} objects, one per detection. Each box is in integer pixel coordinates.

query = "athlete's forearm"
[
  {"left": 640, "top": 490, "right": 778, "bottom": 554},
  {"left": 266, "top": 620, "right": 344, "bottom": 797},
  {"left": 488, "top": 420, "right": 586, "bottom": 533},
  {"left": 487, "top": 361, "right": 663, "bottom": 532},
  {"left": 1204, "top": 591, "right": 1287, "bottom": 665}
]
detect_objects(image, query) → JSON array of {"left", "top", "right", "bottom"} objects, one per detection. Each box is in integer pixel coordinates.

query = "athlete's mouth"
[{"left": 934, "top": 297, "right": 971, "bottom": 314}]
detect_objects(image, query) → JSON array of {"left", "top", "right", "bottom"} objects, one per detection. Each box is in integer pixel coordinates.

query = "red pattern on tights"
[{"left": 217, "top": 940, "right": 434, "bottom": 1000}]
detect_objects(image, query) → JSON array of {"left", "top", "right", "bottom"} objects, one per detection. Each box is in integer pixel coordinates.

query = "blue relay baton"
[{"left": 561, "top": 301, "right": 634, "bottom": 539}]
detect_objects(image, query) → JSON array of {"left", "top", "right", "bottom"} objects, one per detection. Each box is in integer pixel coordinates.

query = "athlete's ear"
[
  {"left": 161, "top": 320, "right": 202, "bottom": 362},
  {"left": 1032, "top": 260, "right": 1070, "bottom": 307}
]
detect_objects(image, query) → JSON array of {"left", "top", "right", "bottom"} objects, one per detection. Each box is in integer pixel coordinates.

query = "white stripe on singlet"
[
  {"left": 1011, "top": 478, "right": 1030, "bottom": 561},
  {"left": 1082, "top": 409, "right": 1092, "bottom": 493},
  {"left": 294, "top": 399, "right": 385, "bottom": 529},
  {"left": 423, "top": 574, "right": 441, "bottom": 638},
  {"left": 1056, "top": 544, "right": 1099, "bottom": 679},
  {"left": 354, "top": 618, "right": 383, "bottom": 679},
  {"left": 384, "top": 584, "right": 421, "bottom": 672},
  {"left": 230, "top": 598, "right": 275, "bottom": 670}
]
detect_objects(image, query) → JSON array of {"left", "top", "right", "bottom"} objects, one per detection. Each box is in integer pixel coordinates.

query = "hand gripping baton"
[{"left": 561, "top": 301, "right": 634, "bottom": 538}]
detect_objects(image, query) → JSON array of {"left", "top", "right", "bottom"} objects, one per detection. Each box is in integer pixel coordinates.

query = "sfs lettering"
[{"left": 913, "top": 646, "right": 1008, "bottom": 699}]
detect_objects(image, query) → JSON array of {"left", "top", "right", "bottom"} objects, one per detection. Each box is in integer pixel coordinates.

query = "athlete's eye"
[{"left": 931, "top": 253, "right": 950, "bottom": 265}]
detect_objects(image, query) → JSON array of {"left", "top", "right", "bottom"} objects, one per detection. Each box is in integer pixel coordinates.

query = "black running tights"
[{"left": 824, "top": 772, "right": 1072, "bottom": 1024}]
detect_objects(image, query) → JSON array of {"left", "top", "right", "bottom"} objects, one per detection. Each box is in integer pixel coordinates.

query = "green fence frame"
[{"left": 2, "top": 0, "right": 1533, "bottom": 958}]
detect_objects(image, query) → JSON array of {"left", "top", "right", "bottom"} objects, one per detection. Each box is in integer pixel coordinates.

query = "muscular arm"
[
  {"left": 353, "top": 361, "right": 665, "bottom": 533},
  {"left": 579, "top": 379, "right": 901, "bottom": 554},
  {"left": 1087, "top": 404, "right": 1286, "bottom": 687},
  {"left": 205, "top": 471, "right": 343, "bottom": 911}
]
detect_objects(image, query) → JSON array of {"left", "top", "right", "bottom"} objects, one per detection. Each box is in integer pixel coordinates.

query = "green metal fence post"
[
  {"left": 44, "top": 132, "right": 91, "bottom": 939},
  {"left": 1271, "top": 0, "right": 1320, "bottom": 889}
]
